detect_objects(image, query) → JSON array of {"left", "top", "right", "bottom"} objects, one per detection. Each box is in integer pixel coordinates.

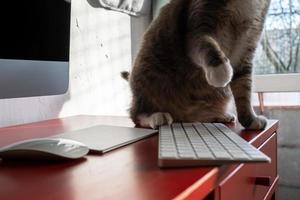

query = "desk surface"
[{"left": 0, "top": 115, "right": 278, "bottom": 200}]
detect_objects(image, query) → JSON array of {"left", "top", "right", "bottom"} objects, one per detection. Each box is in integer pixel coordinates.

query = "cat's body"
[{"left": 128, "top": 0, "right": 271, "bottom": 129}]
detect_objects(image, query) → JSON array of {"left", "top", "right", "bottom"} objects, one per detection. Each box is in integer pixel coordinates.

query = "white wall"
[{"left": 0, "top": 0, "right": 138, "bottom": 127}]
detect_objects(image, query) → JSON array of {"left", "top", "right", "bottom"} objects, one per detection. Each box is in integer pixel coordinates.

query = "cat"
[{"left": 125, "top": 0, "right": 271, "bottom": 129}]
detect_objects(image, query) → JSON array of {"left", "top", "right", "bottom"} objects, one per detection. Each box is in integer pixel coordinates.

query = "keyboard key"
[
  {"left": 195, "top": 151, "right": 214, "bottom": 159},
  {"left": 160, "top": 153, "right": 177, "bottom": 159}
]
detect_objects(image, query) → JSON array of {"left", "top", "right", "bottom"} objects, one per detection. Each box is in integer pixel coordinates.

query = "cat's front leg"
[
  {"left": 230, "top": 65, "right": 267, "bottom": 130},
  {"left": 187, "top": 35, "right": 233, "bottom": 87}
]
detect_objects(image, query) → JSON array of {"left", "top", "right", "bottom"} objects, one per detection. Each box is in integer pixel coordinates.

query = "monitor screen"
[
  {"left": 0, "top": 0, "right": 71, "bottom": 99},
  {"left": 0, "top": 0, "right": 70, "bottom": 61}
]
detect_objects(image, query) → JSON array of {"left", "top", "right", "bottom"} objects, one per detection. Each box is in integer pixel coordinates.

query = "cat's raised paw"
[
  {"left": 205, "top": 60, "right": 233, "bottom": 88},
  {"left": 247, "top": 115, "right": 267, "bottom": 130}
]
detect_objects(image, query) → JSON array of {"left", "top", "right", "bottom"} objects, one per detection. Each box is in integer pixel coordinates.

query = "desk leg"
[{"left": 271, "top": 187, "right": 278, "bottom": 200}]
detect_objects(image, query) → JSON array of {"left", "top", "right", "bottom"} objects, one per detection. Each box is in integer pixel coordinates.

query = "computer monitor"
[{"left": 0, "top": 0, "right": 71, "bottom": 99}]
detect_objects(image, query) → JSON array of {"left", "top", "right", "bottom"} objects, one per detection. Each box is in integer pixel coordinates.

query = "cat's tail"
[{"left": 120, "top": 71, "right": 130, "bottom": 81}]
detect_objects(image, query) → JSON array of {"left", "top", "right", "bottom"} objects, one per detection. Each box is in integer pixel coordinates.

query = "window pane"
[{"left": 254, "top": 0, "right": 300, "bottom": 75}]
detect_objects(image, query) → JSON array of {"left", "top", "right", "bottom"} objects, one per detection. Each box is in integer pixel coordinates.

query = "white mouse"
[{"left": 0, "top": 138, "right": 89, "bottom": 160}]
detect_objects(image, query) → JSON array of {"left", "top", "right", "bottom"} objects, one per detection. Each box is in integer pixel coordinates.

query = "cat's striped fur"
[{"left": 128, "top": 0, "right": 271, "bottom": 129}]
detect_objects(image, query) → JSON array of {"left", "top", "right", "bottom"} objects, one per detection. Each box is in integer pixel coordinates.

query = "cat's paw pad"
[
  {"left": 205, "top": 60, "right": 233, "bottom": 88},
  {"left": 148, "top": 112, "right": 173, "bottom": 129},
  {"left": 247, "top": 115, "right": 267, "bottom": 130}
]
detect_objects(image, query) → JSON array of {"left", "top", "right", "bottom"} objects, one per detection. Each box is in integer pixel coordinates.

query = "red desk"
[{"left": 0, "top": 115, "right": 278, "bottom": 200}]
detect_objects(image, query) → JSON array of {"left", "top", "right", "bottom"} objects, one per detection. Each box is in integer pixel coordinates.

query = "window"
[{"left": 253, "top": 0, "right": 300, "bottom": 93}]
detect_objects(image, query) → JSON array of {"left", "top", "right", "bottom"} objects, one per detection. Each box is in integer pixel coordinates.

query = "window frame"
[{"left": 253, "top": 74, "right": 300, "bottom": 92}]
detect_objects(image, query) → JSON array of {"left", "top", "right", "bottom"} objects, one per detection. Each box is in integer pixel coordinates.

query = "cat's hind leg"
[
  {"left": 187, "top": 35, "right": 233, "bottom": 87},
  {"left": 138, "top": 112, "right": 173, "bottom": 129}
]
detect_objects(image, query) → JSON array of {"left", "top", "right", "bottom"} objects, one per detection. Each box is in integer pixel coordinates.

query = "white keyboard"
[{"left": 158, "top": 123, "right": 270, "bottom": 167}]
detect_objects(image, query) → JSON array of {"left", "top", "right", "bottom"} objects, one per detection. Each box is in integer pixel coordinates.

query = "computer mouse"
[{"left": 0, "top": 138, "right": 89, "bottom": 160}]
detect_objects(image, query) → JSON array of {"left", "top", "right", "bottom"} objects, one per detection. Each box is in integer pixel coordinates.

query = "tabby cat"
[{"left": 126, "top": 0, "right": 271, "bottom": 129}]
